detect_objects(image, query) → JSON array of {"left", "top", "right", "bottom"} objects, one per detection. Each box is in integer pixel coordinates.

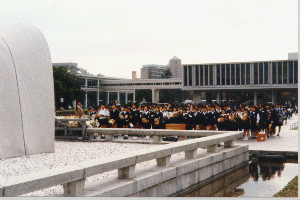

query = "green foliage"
[
  {"left": 159, "top": 89, "right": 192, "bottom": 104},
  {"left": 135, "top": 89, "right": 152, "bottom": 104},
  {"left": 274, "top": 176, "right": 298, "bottom": 197},
  {"left": 53, "top": 66, "right": 85, "bottom": 110},
  {"left": 161, "top": 69, "right": 173, "bottom": 79}
]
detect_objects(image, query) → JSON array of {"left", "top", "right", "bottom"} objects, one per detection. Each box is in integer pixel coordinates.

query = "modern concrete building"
[
  {"left": 141, "top": 64, "right": 169, "bottom": 79},
  {"left": 182, "top": 53, "right": 298, "bottom": 105},
  {"left": 63, "top": 53, "right": 297, "bottom": 108},
  {"left": 132, "top": 71, "right": 137, "bottom": 79},
  {"left": 169, "top": 56, "right": 182, "bottom": 78},
  {"left": 140, "top": 56, "right": 182, "bottom": 79}
]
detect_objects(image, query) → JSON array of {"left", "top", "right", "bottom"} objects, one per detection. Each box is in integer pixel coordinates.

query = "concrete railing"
[
  {"left": 0, "top": 131, "right": 243, "bottom": 197},
  {"left": 86, "top": 128, "right": 231, "bottom": 142}
]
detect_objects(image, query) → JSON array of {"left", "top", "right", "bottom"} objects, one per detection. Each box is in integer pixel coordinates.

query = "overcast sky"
[{"left": 0, "top": 0, "right": 298, "bottom": 79}]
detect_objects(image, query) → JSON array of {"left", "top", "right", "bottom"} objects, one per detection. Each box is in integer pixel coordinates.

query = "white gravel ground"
[{"left": 0, "top": 141, "right": 185, "bottom": 197}]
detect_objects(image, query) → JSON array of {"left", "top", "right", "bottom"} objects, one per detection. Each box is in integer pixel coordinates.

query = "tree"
[
  {"left": 159, "top": 89, "right": 192, "bottom": 104},
  {"left": 161, "top": 69, "right": 173, "bottom": 79},
  {"left": 53, "top": 66, "right": 85, "bottom": 110}
]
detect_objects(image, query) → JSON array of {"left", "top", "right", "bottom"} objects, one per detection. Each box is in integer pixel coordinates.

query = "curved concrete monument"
[{"left": 0, "top": 24, "right": 55, "bottom": 159}]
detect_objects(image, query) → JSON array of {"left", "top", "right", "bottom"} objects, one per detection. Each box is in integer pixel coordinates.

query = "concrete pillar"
[
  {"left": 224, "top": 140, "right": 234, "bottom": 148},
  {"left": 254, "top": 91, "right": 258, "bottom": 106},
  {"left": 216, "top": 91, "right": 220, "bottom": 104},
  {"left": 107, "top": 91, "right": 110, "bottom": 105},
  {"left": 153, "top": 135, "right": 162, "bottom": 142},
  {"left": 155, "top": 89, "right": 160, "bottom": 103},
  {"left": 63, "top": 178, "right": 85, "bottom": 197},
  {"left": 97, "top": 91, "right": 99, "bottom": 107},
  {"left": 152, "top": 88, "right": 155, "bottom": 103},
  {"left": 185, "top": 149, "right": 197, "bottom": 159},
  {"left": 105, "top": 134, "right": 113, "bottom": 141},
  {"left": 85, "top": 92, "right": 88, "bottom": 108},
  {"left": 152, "top": 88, "right": 159, "bottom": 104},
  {"left": 133, "top": 89, "right": 136, "bottom": 103},
  {"left": 117, "top": 91, "right": 120, "bottom": 102},
  {"left": 272, "top": 90, "right": 276, "bottom": 105},
  {"left": 118, "top": 164, "right": 136, "bottom": 179},
  {"left": 207, "top": 144, "right": 217, "bottom": 153},
  {"left": 85, "top": 78, "right": 87, "bottom": 88},
  {"left": 0, "top": 186, "right": 3, "bottom": 197},
  {"left": 156, "top": 155, "right": 171, "bottom": 167}
]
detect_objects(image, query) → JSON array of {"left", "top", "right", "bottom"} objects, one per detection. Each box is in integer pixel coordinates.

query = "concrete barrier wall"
[
  {"left": 82, "top": 145, "right": 249, "bottom": 197},
  {"left": 0, "top": 132, "right": 246, "bottom": 197}
]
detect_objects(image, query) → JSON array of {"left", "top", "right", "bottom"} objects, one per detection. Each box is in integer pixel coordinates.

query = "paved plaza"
[{"left": 235, "top": 114, "right": 298, "bottom": 154}]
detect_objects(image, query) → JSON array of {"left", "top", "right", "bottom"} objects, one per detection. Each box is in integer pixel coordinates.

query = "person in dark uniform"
[
  {"left": 130, "top": 104, "right": 140, "bottom": 127},
  {"left": 250, "top": 106, "right": 260, "bottom": 138},
  {"left": 241, "top": 109, "right": 250, "bottom": 140},
  {"left": 182, "top": 108, "right": 192, "bottom": 130},
  {"left": 206, "top": 107, "right": 215, "bottom": 130},
  {"left": 259, "top": 106, "right": 268, "bottom": 136},
  {"left": 269, "top": 105, "right": 278, "bottom": 136},
  {"left": 202, "top": 107, "right": 209, "bottom": 130},
  {"left": 152, "top": 107, "right": 163, "bottom": 129},
  {"left": 109, "top": 104, "right": 119, "bottom": 128},
  {"left": 119, "top": 106, "right": 126, "bottom": 127},
  {"left": 141, "top": 106, "right": 151, "bottom": 129}
]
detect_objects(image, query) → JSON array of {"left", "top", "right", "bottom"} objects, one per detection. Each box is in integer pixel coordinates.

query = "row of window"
[
  {"left": 183, "top": 61, "right": 298, "bottom": 87},
  {"left": 98, "top": 82, "right": 182, "bottom": 87}
]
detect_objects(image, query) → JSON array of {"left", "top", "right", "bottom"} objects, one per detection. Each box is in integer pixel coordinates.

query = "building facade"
[
  {"left": 54, "top": 53, "right": 298, "bottom": 108},
  {"left": 169, "top": 56, "right": 182, "bottom": 78},
  {"left": 182, "top": 53, "right": 298, "bottom": 106},
  {"left": 140, "top": 56, "right": 182, "bottom": 79}
]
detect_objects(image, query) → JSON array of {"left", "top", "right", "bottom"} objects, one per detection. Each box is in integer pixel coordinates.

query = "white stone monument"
[{"left": 0, "top": 24, "right": 55, "bottom": 159}]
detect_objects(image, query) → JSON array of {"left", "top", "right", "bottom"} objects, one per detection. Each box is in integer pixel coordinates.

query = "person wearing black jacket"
[
  {"left": 152, "top": 107, "right": 163, "bottom": 129},
  {"left": 130, "top": 104, "right": 140, "bottom": 127},
  {"left": 109, "top": 105, "right": 119, "bottom": 128},
  {"left": 269, "top": 105, "right": 278, "bottom": 135},
  {"left": 182, "top": 108, "right": 193, "bottom": 130},
  {"left": 141, "top": 106, "right": 151, "bottom": 129}
]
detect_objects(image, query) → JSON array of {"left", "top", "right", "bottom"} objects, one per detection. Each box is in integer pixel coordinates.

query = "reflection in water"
[
  {"left": 182, "top": 165, "right": 250, "bottom": 197},
  {"left": 183, "top": 160, "right": 297, "bottom": 197},
  {"left": 249, "top": 161, "right": 285, "bottom": 181}
]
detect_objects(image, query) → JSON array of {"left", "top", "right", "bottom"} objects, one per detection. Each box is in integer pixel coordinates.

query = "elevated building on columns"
[{"left": 54, "top": 53, "right": 298, "bottom": 108}]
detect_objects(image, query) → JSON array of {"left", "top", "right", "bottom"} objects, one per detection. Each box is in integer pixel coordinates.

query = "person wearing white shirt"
[{"left": 97, "top": 105, "right": 109, "bottom": 127}]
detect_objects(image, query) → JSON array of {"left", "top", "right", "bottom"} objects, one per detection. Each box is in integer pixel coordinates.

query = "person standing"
[
  {"left": 131, "top": 104, "right": 140, "bottom": 128},
  {"left": 152, "top": 107, "right": 163, "bottom": 129},
  {"left": 98, "top": 104, "right": 109, "bottom": 127},
  {"left": 109, "top": 105, "right": 119, "bottom": 128},
  {"left": 74, "top": 102, "right": 84, "bottom": 118}
]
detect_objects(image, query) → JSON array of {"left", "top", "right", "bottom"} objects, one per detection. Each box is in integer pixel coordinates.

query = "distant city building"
[
  {"left": 132, "top": 71, "right": 137, "bottom": 79},
  {"left": 288, "top": 52, "right": 298, "bottom": 60},
  {"left": 140, "top": 56, "right": 182, "bottom": 79},
  {"left": 169, "top": 56, "right": 182, "bottom": 78}
]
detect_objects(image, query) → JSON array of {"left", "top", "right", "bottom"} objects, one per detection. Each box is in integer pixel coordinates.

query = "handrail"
[
  {"left": 0, "top": 131, "right": 243, "bottom": 197},
  {"left": 86, "top": 128, "right": 231, "bottom": 142}
]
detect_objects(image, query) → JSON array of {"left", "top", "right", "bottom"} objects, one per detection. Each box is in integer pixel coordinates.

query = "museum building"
[{"left": 182, "top": 53, "right": 298, "bottom": 106}]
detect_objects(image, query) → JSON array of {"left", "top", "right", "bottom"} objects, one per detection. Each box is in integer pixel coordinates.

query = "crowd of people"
[{"left": 84, "top": 101, "right": 297, "bottom": 140}]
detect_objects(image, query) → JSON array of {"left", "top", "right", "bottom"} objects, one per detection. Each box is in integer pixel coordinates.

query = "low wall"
[
  {"left": 81, "top": 145, "right": 248, "bottom": 197},
  {"left": 0, "top": 131, "right": 246, "bottom": 197},
  {"left": 86, "top": 128, "right": 233, "bottom": 143}
]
